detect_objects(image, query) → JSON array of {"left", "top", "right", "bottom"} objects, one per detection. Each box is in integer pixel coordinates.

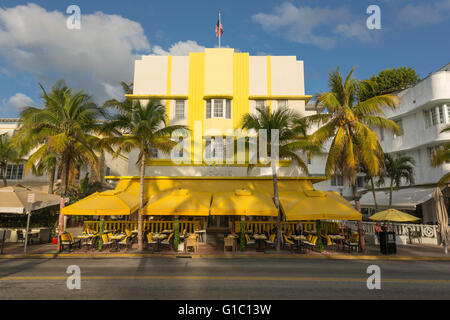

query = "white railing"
[{"left": 344, "top": 221, "right": 439, "bottom": 245}]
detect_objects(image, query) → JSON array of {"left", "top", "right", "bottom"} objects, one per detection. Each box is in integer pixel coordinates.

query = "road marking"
[{"left": 1, "top": 275, "right": 449, "bottom": 284}]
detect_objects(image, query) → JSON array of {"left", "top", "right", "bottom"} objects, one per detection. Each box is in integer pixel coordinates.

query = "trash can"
[{"left": 379, "top": 231, "right": 396, "bottom": 254}]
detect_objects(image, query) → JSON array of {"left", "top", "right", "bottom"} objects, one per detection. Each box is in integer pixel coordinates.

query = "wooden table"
[
  {"left": 291, "top": 235, "right": 306, "bottom": 253},
  {"left": 152, "top": 234, "right": 167, "bottom": 252},
  {"left": 253, "top": 234, "right": 267, "bottom": 252}
]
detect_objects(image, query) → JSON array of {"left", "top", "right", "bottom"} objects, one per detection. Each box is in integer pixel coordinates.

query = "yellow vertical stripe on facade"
[
  {"left": 267, "top": 56, "right": 272, "bottom": 112},
  {"left": 187, "top": 52, "right": 205, "bottom": 163},
  {"left": 166, "top": 56, "right": 172, "bottom": 124},
  {"left": 233, "top": 52, "right": 249, "bottom": 129}
]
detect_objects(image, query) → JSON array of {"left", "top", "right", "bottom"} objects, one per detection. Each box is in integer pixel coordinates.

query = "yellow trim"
[
  {"left": 187, "top": 52, "right": 205, "bottom": 163},
  {"left": 267, "top": 56, "right": 271, "bottom": 112},
  {"left": 165, "top": 55, "right": 172, "bottom": 124},
  {"left": 203, "top": 95, "right": 234, "bottom": 100},
  {"left": 249, "top": 95, "right": 313, "bottom": 102},
  {"left": 104, "top": 175, "right": 328, "bottom": 183},
  {"left": 125, "top": 94, "right": 188, "bottom": 100}
]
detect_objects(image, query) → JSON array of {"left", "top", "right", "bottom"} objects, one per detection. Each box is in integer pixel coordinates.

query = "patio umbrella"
[
  {"left": 0, "top": 186, "right": 61, "bottom": 214},
  {"left": 432, "top": 187, "right": 449, "bottom": 255},
  {"left": 369, "top": 209, "right": 420, "bottom": 222}
]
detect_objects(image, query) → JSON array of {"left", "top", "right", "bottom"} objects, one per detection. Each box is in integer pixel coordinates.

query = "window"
[
  {"left": 277, "top": 100, "right": 287, "bottom": 109},
  {"left": 204, "top": 137, "right": 228, "bottom": 160},
  {"left": 206, "top": 100, "right": 212, "bottom": 118},
  {"left": 150, "top": 148, "right": 159, "bottom": 159},
  {"left": 423, "top": 110, "right": 431, "bottom": 128},
  {"left": 379, "top": 127, "right": 384, "bottom": 141},
  {"left": 330, "top": 175, "right": 343, "bottom": 186},
  {"left": 431, "top": 108, "right": 438, "bottom": 126},
  {"left": 5, "top": 164, "right": 24, "bottom": 180},
  {"left": 174, "top": 100, "right": 185, "bottom": 120},
  {"left": 206, "top": 99, "right": 231, "bottom": 119},
  {"left": 438, "top": 105, "right": 445, "bottom": 124},
  {"left": 105, "top": 167, "right": 111, "bottom": 176},
  {"left": 394, "top": 119, "right": 403, "bottom": 137},
  {"left": 356, "top": 176, "right": 365, "bottom": 188},
  {"left": 255, "top": 100, "right": 266, "bottom": 109}
]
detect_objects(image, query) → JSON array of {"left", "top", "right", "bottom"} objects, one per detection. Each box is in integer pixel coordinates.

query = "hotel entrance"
[{"left": 207, "top": 215, "right": 230, "bottom": 231}]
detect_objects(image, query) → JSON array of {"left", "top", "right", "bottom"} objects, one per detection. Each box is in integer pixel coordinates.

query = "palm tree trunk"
[
  {"left": 61, "top": 151, "right": 70, "bottom": 195},
  {"left": 271, "top": 156, "right": 282, "bottom": 251},
  {"left": 1, "top": 166, "right": 7, "bottom": 187},
  {"left": 48, "top": 166, "right": 56, "bottom": 194},
  {"left": 389, "top": 179, "right": 394, "bottom": 208},
  {"left": 370, "top": 177, "right": 378, "bottom": 211},
  {"left": 353, "top": 185, "right": 366, "bottom": 252},
  {"left": 137, "top": 153, "right": 146, "bottom": 251}
]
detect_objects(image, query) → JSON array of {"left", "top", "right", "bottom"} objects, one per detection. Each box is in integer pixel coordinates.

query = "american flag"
[{"left": 215, "top": 19, "right": 223, "bottom": 38}]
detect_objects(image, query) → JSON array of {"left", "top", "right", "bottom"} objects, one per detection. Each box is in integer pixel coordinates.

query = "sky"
[{"left": 0, "top": 0, "right": 449, "bottom": 117}]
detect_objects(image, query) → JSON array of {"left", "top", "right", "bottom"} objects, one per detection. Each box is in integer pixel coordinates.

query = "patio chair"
[
  {"left": 60, "top": 233, "right": 72, "bottom": 252},
  {"left": 101, "top": 234, "right": 113, "bottom": 250},
  {"left": 264, "top": 233, "right": 276, "bottom": 249},
  {"left": 283, "top": 234, "right": 296, "bottom": 252},
  {"left": 325, "top": 235, "right": 336, "bottom": 251},
  {"left": 160, "top": 233, "right": 174, "bottom": 251},
  {"left": 185, "top": 236, "right": 198, "bottom": 253},
  {"left": 68, "top": 233, "right": 81, "bottom": 249},
  {"left": 303, "top": 235, "right": 318, "bottom": 252},
  {"left": 118, "top": 236, "right": 131, "bottom": 250},
  {"left": 82, "top": 235, "right": 98, "bottom": 251},
  {"left": 146, "top": 233, "right": 158, "bottom": 252},
  {"left": 245, "top": 234, "right": 255, "bottom": 249},
  {"left": 16, "top": 230, "right": 29, "bottom": 244},
  {"left": 344, "top": 234, "right": 359, "bottom": 253}
]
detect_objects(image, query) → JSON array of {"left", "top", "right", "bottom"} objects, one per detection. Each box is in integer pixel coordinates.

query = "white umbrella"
[
  {"left": 0, "top": 186, "right": 61, "bottom": 214},
  {"left": 432, "top": 187, "right": 449, "bottom": 255}
]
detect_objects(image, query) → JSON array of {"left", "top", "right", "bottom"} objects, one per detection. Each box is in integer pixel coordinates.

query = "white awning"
[{"left": 355, "top": 187, "right": 435, "bottom": 210}]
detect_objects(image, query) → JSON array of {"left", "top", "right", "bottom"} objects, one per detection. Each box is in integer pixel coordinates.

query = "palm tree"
[
  {"left": 14, "top": 81, "right": 107, "bottom": 195},
  {"left": 23, "top": 144, "right": 59, "bottom": 194},
  {"left": 0, "top": 133, "right": 25, "bottom": 187},
  {"left": 381, "top": 153, "right": 415, "bottom": 208},
  {"left": 306, "top": 67, "right": 401, "bottom": 250},
  {"left": 103, "top": 98, "right": 187, "bottom": 251},
  {"left": 431, "top": 126, "right": 450, "bottom": 186},
  {"left": 241, "top": 106, "right": 321, "bottom": 251},
  {"left": 360, "top": 162, "right": 386, "bottom": 211}
]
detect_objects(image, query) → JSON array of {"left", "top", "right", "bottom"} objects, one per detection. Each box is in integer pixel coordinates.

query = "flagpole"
[{"left": 219, "top": 10, "right": 221, "bottom": 48}]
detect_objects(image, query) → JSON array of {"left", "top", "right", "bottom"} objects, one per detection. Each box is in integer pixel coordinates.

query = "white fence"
[{"left": 344, "top": 221, "right": 439, "bottom": 245}]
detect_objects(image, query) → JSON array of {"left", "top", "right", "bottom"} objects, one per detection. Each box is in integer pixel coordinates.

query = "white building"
[{"left": 358, "top": 63, "right": 450, "bottom": 223}]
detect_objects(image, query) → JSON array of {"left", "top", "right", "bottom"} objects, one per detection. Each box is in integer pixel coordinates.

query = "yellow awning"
[
  {"left": 369, "top": 209, "right": 420, "bottom": 222},
  {"left": 142, "top": 188, "right": 211, "bottom": 216},
  {"left": 61, "top": 190, "right": 140, "bottom": 216},
  {"left": 211, "top": 188, "right": 278, "bottom": 216},
  {"left": 280, "top": 190, "right": 362, "bottom": 221}
]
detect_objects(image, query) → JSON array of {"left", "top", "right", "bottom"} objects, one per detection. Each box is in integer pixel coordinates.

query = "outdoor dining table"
[
  {"left": 109, "top": 234, "right": 126, "bottom": 251},
  {"left": 291, "top": 235, "right": 307, "bottom": 253},
  {"left": 328, "top": 235, "right": 345, "bottom": 250},
  {"left": 253, "top": 234, "right": 267, "bottom": 252},
  {"left": 77, "top": 234, "right": 93, "bottom": 246},
  {"left": 152, "top": 233, "right": 167, "bottom": 252}
]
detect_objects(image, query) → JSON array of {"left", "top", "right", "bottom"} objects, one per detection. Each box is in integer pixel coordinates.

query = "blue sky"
[{"left": 0, "top": 0, "right": 449, "bottom": 117}]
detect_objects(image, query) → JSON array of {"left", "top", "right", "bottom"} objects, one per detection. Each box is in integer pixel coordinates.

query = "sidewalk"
[{"left": 1, "top": 241, "right": 449, "bottom": 260}]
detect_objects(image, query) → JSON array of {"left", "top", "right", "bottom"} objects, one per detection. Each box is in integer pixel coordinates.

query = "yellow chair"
[
  {"left": 101, "top": 234, "right": 113, "bottom": 249},
  {"left": 245, "top": 234, "right": 255, "bottom": 247},
  {"left": 283, "top": 234, "right": 295, "bottom": 251},
  {"left": 326, "top": 235, "right": 336, "bottom": 251},
  {"left": 161, "top": 233, "right": 174, "bottom": 250}
]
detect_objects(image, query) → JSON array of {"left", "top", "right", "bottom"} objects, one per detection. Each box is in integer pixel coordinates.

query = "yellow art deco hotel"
[{"left": 61, "top": 48, "right": 361, "bottom": 247}]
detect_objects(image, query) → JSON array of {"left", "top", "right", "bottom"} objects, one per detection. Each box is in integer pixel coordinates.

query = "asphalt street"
[{"left": 0, "top": 257, "right": 449, "bottom": 299}]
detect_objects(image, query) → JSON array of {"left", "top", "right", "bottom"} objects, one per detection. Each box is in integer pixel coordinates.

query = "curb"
[{"left": 1, "top": 253, "right": 449, "bottom": 261}]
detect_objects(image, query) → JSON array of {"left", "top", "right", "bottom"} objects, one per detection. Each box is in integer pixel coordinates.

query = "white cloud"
[
  {"left": 252, "top": 2, "right": 374, "bottom": 49},
  {"left": 0, "top": 3, "right": 150, "bottom": 103},
  {"left": 1, "top": 93, "right": 34, "bottom": 116},
  {"left": 152, "top": 40, "right": 206, "bottom": 55},
  {"left": 397, "top": 0, "right": 450, "bottom": 27}
]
